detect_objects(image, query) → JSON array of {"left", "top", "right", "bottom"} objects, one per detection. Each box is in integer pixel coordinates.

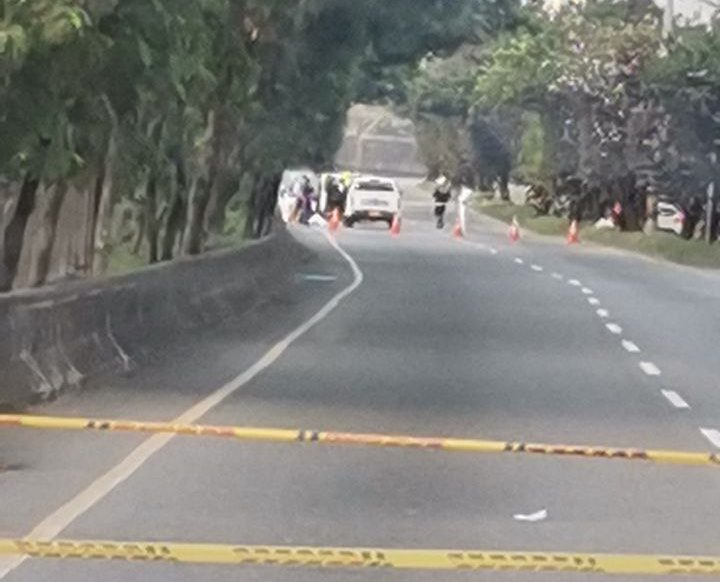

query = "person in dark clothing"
[
  {"left": 432, "top": 176, "right": 452, "bottom": 229},
  {"left": 326, "top": 177, "right": 347, "bottom": 215},
  {"left": 295, "top": 177, "right": 317, "bottom": 225}
]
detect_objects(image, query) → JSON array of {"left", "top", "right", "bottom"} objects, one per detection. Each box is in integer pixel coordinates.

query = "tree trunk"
[
  {"left": 131, "top": 205, "right": 145, "bottom": 256},
  {"left": 161, "top": 188, "right": 186, "bottom": 261},
  {"left": 92, "top": 121, "right": 119, "bottom": 275},
  {"left": 205, "top": 171, "right": 239, "bottom": 234},
  {"left": 145, "top": 177, "right": 159, "bottom": 264},
  {"left": 243, "top": 173, "right": 262, "bottom": 239},
  {"left": 254, "top": 173, "right": 281, "bottom": 238},
  {"left": 25, "top": 181, "right": 69, "bottom": 288},
  {"left": 182, "top": 177, "right": 210, "bottom": 255},
  {"left": 1, "top": 175, "right": 39, "bottom": 291},
  {"left": 576, "top": 99, "right": 595, "bottom": 184}
]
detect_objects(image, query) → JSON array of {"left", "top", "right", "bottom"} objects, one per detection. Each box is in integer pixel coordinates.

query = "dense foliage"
[
  {"left": 0, "top": 0, "right": 515, "bottom": 289},
  {"left": 406, "top": 0, "right": 720, "bottom": 229}
]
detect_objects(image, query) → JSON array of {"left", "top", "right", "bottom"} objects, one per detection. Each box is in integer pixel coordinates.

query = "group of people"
[
  {"left": 280, "top": 172, "right": 354, "bottom": 225},
  {"left": 280, "top": 172, "right": 467, "bottom": 230}
]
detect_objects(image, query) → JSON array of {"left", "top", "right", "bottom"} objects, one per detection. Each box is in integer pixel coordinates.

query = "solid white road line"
[
  {"left": 588, "top": 297, "right": 601, "bottom": 306},
  {"left": 639, "top": 361, "right": 662, "bottom": 376},
  {"left": 514, "top": 257, "right": 524, "bottom": 265},
  {"left": 605, "top": 323, "right": 623, "bottom": 335},
  {"left": 621, "top": 340, "right": 640, "bottom": 353},
  {"left": 551, "top": 273, "right": 563, "bottom": 280},
  {"left": 568, "top": 279, "right": 581, "bottom": 286},
  {"left": 596, "top": 308, "right": 609, "bottom": 318},
  {"left": 661, "top": 390, "right": 690, "bottom": 409},
  {"left": 531, "top": 264, "right": 543, "bottom": 272},
  {"left": 0, "top": 231, "right": 365, "bottom": 580},
  {"left": 490, "top": 248, "right": 499, "bottom": 255},
  {"left": 581, "top": 287, "right": 594, "bottom": 295},
  {"left": 700, "top": 428, "right": 720, "bottom": 449}
]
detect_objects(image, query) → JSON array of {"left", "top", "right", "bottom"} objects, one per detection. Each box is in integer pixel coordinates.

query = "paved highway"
[{"left": 1, "top": 178, "right": 720, "bottom": 581}]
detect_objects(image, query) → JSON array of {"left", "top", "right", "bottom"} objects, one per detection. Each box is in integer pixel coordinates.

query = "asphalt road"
[{"left": 2, "top": 178, "right": 720, "bottom": 582}]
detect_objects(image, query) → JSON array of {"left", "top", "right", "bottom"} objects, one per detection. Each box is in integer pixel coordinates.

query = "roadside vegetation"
[
  {"left": 402, "top": 0, "right": 720, "bottom": 266},
  {"left": 0, "top": 0, "right": 516, "bottom": 291},
  {"left": 480, "top": 200, "right": 720, "bottom": 268}
]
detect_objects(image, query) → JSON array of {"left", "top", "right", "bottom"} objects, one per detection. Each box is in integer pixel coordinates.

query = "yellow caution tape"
[
  {"left": 1, "top": 413, "right": 718, "bottom": 468},
  {"left": 1, "top": 538, "right": 720, "bottom": 575}
]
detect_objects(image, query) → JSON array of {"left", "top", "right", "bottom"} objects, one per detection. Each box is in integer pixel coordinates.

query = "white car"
[
  {"left": 344, "top": 177, "right": 401, "bottom": 228},
  {"left": 656, "top": 199, "right": 685, "bottom": 236}
]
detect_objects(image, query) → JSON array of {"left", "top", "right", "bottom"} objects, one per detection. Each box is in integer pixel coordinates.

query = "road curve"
[{"left": 1, "top": 179, "right": 719, "bottom": 582}]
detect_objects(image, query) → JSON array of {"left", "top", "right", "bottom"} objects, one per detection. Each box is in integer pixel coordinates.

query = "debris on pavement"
[{"left": 513, "top": 509, "right": 548, "bottom": 522}]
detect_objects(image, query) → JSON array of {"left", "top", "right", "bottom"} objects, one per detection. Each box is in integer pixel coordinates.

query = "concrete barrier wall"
[{"left": 0, "top": 229, "right": 306, "bottom": 409}]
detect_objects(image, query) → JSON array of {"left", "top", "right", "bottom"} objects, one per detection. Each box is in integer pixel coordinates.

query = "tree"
[{"left": 0, "top": 0, "right": 518, "bottom": 289}]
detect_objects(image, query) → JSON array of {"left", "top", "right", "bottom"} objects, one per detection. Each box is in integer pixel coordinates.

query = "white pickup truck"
[{"left": 344, "top": 176, "right": 401, "bottom": 228}]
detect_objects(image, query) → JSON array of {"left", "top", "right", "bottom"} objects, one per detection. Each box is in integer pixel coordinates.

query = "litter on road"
[{"left": 513, "top": 509, "right": 548, "bottom": 522}]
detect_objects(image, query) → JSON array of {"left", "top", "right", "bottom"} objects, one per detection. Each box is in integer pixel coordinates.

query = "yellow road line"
[
  {"left": 1, "top": 538, "right": 719, "bottom": 575},
  {"left": 1, "top": 413, "right": 718, "bottom": 468}
]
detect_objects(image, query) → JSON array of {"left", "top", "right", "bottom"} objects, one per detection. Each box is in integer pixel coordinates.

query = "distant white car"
[
  {"left": 656, "top": 200, "right": 684, "bottom": 235},
  {"left": 344, "top": 176, "right": 401, "bottom": 228}
]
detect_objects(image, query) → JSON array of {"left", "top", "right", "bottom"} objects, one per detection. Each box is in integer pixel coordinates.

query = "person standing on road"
[
  {"left": 326, "top": 176, "right": 347, "bottom": 216},
  {"left": 297, "top": 176, "right": 318, "bottom": 225},
  {"left": 432, "top": 175, "right": 452, "bottom": 229}
]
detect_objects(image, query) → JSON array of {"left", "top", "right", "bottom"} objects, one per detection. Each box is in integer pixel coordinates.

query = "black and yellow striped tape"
[
  {"left": 1, "top": 413, "right": 718, "bottom": 468},
  {"left": 1, "top": 538, "right": 720, "bottom": 575}
]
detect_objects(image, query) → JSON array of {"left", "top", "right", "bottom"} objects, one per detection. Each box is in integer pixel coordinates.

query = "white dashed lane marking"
[
  {"left": 504, "top": 257, "right": 692, "bottom": 419},
  {"left": 661, "top": 390, "right": 690, "bottom": 409},
  {"left": 605, "top": 323, "right": 623, "bottom": 335},
  {"left": 639, "top": 361, "right": 661, "bottom": 376},
  {"left": 490, "top": 248, "right": 498, "bottom": 255},
  {"left": 700, "top": 428, "right": 720, "bottom": 449},
  {"left": 621, "top": 340, "right": 640, "bottom": 353}
]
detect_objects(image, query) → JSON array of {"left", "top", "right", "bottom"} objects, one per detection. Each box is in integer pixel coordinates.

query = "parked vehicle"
[
  {"left": 655, "top": 199, "right": 685, "bottom": 236},
  {"left": 344, "top": 176, "right": 401, "bottom": 228}
]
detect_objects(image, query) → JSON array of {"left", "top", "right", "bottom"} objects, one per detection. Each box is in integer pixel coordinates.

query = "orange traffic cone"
[
  {"left": 452, "top": 217, "right": 464, "bottom": 239},
  {"left": 328, "top": 208, "right": 341, "bottom": 234},
  {"left": 509, "top": 215, "right": 521, "bottom": 243},
  {"left": 390, "top": 214, "right": 401, "bottom": 237},
  {"left": 566, "top": 219, "right": 580, "bottom": 244}
]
